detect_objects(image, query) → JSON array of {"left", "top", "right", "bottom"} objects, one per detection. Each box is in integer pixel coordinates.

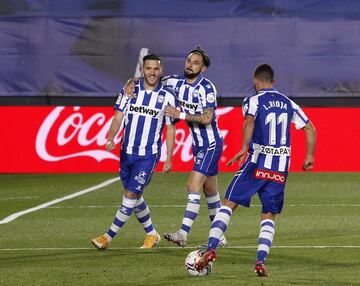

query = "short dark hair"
[
  {"left": 254, "top": 64, "right": 274, "bottom": 83},
  {"left": 188, "top": 46, "right": 211, "bottom": 67},
  {"left": 143, "top": 54, "right": 161, "bottom": 64}
]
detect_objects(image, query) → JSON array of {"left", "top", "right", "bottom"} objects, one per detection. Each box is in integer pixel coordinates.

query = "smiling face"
[
  {"left": 183, "top": 52, "right": 207, "bottom": 81},
  {"left": 141, "top": 59, "right": 162, "bottom": 89}
]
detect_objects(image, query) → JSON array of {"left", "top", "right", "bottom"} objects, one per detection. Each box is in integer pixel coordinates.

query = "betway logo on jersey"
[
  {"left": 259, "top": 145, "right": 291, "bottom": 156},
  {"left": 129, "top": 105, "right": 159, "bottom": 117},
  {"left": 179, "top": 100, "right": 198, "bottom": 111},
  {"left": 254, "top": 169, "right": 286, "bottom": 184}
]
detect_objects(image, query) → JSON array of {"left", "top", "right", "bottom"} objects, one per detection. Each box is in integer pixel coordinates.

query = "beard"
[{"left": 184, "top": 69, "right": 201, "bottom": 79}]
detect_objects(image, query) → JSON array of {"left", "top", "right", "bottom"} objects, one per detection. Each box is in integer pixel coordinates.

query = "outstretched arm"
[
  {"left": 226, "top": 115, "right": 255, "bottom": 166},
  {"left": 106, "top": 110, "right": 124, "bottom": 151},
  {"left": 163, "top": 124, "right": 176, "bottom": 173},
  {"left": 165, "top": 105, "right": 214, "bottom": 125},
  {"left": 302, "top": 121, "right": 316, "bottom": 171}
]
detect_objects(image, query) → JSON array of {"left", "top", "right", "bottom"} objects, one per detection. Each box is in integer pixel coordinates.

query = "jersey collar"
[
  {"left": 185, "top": 74, "right": 204, "bottom": 87},
  {"left": 140, "top": 78, "right": 162, "bottom": 92}
]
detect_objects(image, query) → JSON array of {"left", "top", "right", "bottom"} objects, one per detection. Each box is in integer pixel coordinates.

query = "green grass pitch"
[{"left": 0, "top": 172, "right": 359, "bottom": 285}]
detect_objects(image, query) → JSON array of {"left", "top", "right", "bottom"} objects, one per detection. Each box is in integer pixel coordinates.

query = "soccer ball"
[{"left": 185, "top": 250, "right": 212, "bottom": 277}]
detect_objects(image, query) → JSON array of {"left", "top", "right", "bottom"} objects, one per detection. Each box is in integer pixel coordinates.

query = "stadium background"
[
  {"left": 1, "top": 2, "right": 360, "bottom": 285},
  {"left": 1, "top": 0, "right": 360, "bottom": 173}
]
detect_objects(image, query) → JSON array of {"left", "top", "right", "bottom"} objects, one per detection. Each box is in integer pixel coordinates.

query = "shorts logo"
[
  {"left": 135, "top": 171, "right": 147, "bottom": 184},
  {"left": 195, "top": 150, "right": 204, "bottom": 165},
  {"left": 254, "top": 169, "right": 286, "bottom": 184}
]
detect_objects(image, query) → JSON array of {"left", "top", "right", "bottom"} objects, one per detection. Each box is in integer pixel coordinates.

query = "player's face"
[
  {"left": 184, "top": 53, "right": 206, "bottom": 79},
  {"left": 141, "top": 59, "right": 162, "bottom": 88}
]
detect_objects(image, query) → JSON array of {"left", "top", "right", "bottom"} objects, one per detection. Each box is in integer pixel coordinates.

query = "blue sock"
[{"left": 207, "top": 206, "right": 232, "bottom": 250}]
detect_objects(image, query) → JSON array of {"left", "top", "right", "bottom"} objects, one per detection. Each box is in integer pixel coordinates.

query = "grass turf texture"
[{"left": 0, "top": 173, "right": 359, "bottom": 285}]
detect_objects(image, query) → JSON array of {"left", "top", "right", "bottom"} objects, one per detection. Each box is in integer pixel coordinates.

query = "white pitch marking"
[
  {"left": 0, "top": 245, "right": 359, "bottom": 251},
  {"left": 0, "top": 196, "right": 40, "bottom": 201},
  {"left": 0, "top": 177, "right": 119, "bottom": 225}
]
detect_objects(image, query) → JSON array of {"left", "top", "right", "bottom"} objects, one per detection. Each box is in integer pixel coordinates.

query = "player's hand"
[
  {"left": 105, "top": 140, "right": 116, "bottom": 151},
  {"left": 124, "top": 78, "right": 137, "bottom": 97},
  {"left": 303, "top": 155, "right": 314, "bottom": 171},
  {"left": 163, "top": 160, "right": 172, "bottom": 173},
  {"left": 226, "top": 151, "right": 246, "bottom": 167},
  {"left": 165, "top": 105, "right": 180, "bottom": 119}
]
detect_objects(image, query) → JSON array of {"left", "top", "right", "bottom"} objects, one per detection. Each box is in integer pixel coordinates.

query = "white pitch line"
[
  {"left": 0, "top": 177, "right": 119, "bottom": 225},
  {"left": 0, "top": 196, "right": 40, "bottom": 201},
  {"left": 0, "top": 245, "right": 359, "bottom": 251}
]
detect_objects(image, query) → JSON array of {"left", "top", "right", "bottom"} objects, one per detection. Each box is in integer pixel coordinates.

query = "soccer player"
[
  {"left": 124, "top": 46, "right": 226, "bottom": 247},
  {"left": 91, "top": 54, "right": 177, "bottom": 249},
  {"left": 161, "top": 46, "right": 226, "bottom": 247},
  {"left": 195, "top": 64, "right": 316, "bottom": 276}
]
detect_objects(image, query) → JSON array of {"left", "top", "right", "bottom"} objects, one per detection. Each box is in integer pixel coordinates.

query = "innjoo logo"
[{"left": 254, "top": 169, "right": 286, "bottom": 184}]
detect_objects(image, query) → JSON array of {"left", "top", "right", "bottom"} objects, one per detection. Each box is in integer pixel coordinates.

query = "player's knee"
[
  {"left": 124, "top": 190, "right": 140, "bottom": 199},
  {"left": 187, "top": 183, "right": 201, "bottom": 193}
]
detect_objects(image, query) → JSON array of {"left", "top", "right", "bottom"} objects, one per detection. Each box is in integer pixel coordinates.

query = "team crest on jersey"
[
  {"left": 135, "top": 171, "right": 147, "bottom": 184},
  {"left": 157, "top": 95, "right": 165, "bottom": 103},
  {"left": 192, "top": 89, "right": 199, "bottom": 98},
  {"left": 207, "top": 93, "right": 215, "bottom": 103},
  {"left": 206, "top": 84, "right": 212, "bottom": 89}
]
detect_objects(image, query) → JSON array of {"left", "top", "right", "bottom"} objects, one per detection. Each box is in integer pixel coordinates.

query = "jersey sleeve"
[
  {"left": 244, "top": 95, "right": 259, "bottom": 117},
  {"left": 290, "top": 100, "right": 309, "bottom": 129},
  {"left": 202, "top": 81, "right": 217, "bottom": 110},
  {"left": 165, "top": 91, "right": 178, "bottom": 125},
  {"left": 114, "top": 89, "right": 130, "bottom": 112}
]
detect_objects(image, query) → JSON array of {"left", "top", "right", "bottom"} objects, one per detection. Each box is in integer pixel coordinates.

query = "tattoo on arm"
[{"left": 186, "top": 109, "right": 214, "bottom": 124}]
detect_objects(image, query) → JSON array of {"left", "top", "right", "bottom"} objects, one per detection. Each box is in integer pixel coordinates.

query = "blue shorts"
[
  {"left": 119, "top": 151, "right": 160, "bottom": 195},
  {"left": 192, "top": 140, "right": 223, "bottom": 177},
  {"left": 225, "top": 158, "right": 288, "bottom": 214}
]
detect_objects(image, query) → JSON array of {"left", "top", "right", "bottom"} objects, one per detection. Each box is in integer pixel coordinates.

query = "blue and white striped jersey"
[
  {"left": 243, "top": 88, "right": 309, "bottom": 172},
  {"left": 115, "top": 79, "right": 177, "bottom": 156},
  {"left": 162, "top": 74, "right": 222, "bottom": 147}
]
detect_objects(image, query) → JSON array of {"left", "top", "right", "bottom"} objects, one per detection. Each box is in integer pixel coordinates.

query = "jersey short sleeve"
[
  {"left": 244, "top": 95, "right": 259, "bottom": 117},
  {"left": 114, "top": 90, "right": 130, "bottom": 112},
  {"left": 201, "top": 81, "right": 217, "bottom": 110},
  {"left": 290, "top": 100, "right": 309, "bottom": 129},
  {"left": 164, "top": 89, "right": 178, "bottom": 126}
]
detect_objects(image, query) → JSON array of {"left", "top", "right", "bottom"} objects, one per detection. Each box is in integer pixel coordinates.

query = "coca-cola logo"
[{"left": 36, "top": 106, "right": 233, "bottom": 163}]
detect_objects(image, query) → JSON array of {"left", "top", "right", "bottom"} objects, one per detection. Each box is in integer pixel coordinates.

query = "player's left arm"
[
  {"left": 302, "top": 121, "right": 316, "bottom": 171},
  {"left": 164, "top": 106, "right": 214, "bottom": 125},
  {"left": 163, "top": 123, "right": 176, "bottom": 173}
]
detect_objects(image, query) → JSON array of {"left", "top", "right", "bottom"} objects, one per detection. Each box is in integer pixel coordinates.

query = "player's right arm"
[
  {"left": 302, "top": 121, "right": 316, "bottom": 171},
  {"left": 226, "top": 115, "right": 255, "bottom": 166},
  {"left": 106, "top": 110, "right": 124, "bottom": 151}
]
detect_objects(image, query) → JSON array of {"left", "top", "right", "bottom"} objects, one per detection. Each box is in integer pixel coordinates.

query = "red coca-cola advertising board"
[{"left": 0, "top": 106, "right": 359, "bottom": 173}]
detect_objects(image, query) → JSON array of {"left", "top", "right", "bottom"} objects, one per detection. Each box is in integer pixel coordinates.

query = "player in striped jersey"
[
  {"left": 196, "top": 64, "right": 316, "bottom": 276},
  {"left": 162, "top": 47, "right": 226, "bottom": 247},
  {"left": 123, "top": 47, "right": 226, "bottom": 247},
  {"left": 91, "top": 54, "right": 177, "bottom": 250}
]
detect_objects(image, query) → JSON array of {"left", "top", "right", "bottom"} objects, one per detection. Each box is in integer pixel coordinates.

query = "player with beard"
[{"left": 125, "top": 47, "right": 227, "bottom": 247}]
